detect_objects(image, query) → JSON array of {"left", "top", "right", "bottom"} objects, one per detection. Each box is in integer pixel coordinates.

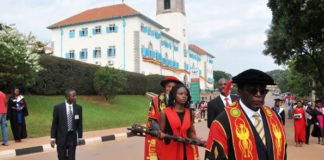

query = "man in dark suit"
[
  {"left": 50, "top": 89, "right": 83, "bottom": 160},
  {"left": 207, "top": 78, "right": 239, "bottom": 128}
]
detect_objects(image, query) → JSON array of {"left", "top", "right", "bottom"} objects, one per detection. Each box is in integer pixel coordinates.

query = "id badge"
[{"left": 75, "top": 115, "right": 79, "bottom": 120}]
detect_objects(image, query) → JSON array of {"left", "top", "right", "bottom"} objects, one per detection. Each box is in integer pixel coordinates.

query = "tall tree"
[
  {"left": 0, "top": 24, "right": 41, "bottom": 91},
  {"left": 264, "top": 0, "right": 324, "bottom": 99}
]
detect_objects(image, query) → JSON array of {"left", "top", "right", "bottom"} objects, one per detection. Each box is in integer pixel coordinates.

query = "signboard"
[{"left": 190, "top": 68, "right": 200, "bottom": 105}]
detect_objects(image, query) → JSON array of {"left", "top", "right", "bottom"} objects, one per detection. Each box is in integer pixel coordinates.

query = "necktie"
[
  {"left": 67, "top": 105, "right": 73, "bottom": 131},
  {"left": 225, "top": 97, "right": 230, "bottom": 107},
  {"left": 252, "top": 112, "right": 266, "bottom": 145}
]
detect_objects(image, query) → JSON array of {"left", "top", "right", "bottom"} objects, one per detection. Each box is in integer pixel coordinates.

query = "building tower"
[
  {"left": 156, "top": 0, "right": 189, "bottom": 83},
  {"left": 156, "top": 0, "right": 187, "bottom": 41}
]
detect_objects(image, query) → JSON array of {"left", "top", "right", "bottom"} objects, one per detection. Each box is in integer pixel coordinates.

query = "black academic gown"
[
  {"left": 7, "top": 95, "right": 29, "bottom": 140},
  {"left": 205, "top": 106, "right": 287, "bottom": 160},
  {"left": 272, "top": 107, "right": 285, "bottom": 125}
]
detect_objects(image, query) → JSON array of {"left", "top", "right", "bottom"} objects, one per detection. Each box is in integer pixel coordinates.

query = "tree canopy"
[
  {"left": 264, "top": 0, "right": 324, "bottom": 99},
  {"left": 0, "top": 24, "right": 41, "bottom": 91}
]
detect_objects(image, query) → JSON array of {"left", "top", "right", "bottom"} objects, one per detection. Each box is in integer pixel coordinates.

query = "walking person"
[
  {"left": 7, "top": 87, "right": 28, "bottom": 142},
  {"left": 294, "top": 100, "right": 306, "bottom": 147},
  {"left": 207, "top": 78, "right": 239, "bottom": 128},
  {"left": 158, "top": 84, "right": 203, "bottom": 160},
  {"left": 314, "top": 100, "right": 324, "bottom": 144},
  {"left": 200, "top": 101, "right": 207, "bottom": 120},
  {"left": 0, "top": 90, "right": 8, "bottom": 146},
  {"left": 272, "top": 99, "right": 285, "bottom": 125},
  {"left": 50, "top": 89, "right": 83, "bottom": 160},
  {"left": 205, "top": 69, "right": 287, "bottom": 160},
  {"left": 144, "top": 76, "right": 184, "bottom": 160}
]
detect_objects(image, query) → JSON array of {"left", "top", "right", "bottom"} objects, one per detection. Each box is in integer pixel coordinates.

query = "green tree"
[
  {"left": 286, "top": 60, "right": 313, "bottom": 97},
  {"left": 264, "top": 0, "right": 324, "bottom": 99},
  {"left": 94, "top": 66, "right": 126, "bottom": 102},
  {"left": 0, "top": 24, "right": 41, "bottom": 91},
  {"left": 276, "top": 70, "right": 289, "bottom": 93}
]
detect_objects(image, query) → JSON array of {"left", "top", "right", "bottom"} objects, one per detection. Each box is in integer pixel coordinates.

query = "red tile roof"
[
  {"left": 189, "top": 44, "right": 214, "bottom": 58},
  {"left": 48, "top": 4, "right": 139, "bottom": 28}
]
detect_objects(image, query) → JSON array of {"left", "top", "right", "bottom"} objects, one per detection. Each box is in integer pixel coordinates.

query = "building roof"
[
  {"left": 161, "top": 31, "right": 180, "bottom": 43},
  {"left": 189, "top": 44, "right": 214, "bottom": 58},
  {"left": 48, "top": 4, "right": 164, "bottom": 29}
]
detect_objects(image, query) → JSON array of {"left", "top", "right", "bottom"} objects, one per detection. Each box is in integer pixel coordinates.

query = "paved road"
[{"left": 6, "top": 93, "right": 323, "bottom": 159}]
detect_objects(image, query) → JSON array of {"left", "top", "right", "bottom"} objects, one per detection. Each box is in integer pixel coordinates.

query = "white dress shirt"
[
  {"left": 220, "top": 94, "right": 232, "bottom": 107},
  {"left": 65, "top": 101, "right": 74, "bottom": 117},
  {"left": 239, "top": 99, "right": 263, "bottom": 125},
  {"left": 51, "top": 101, "right": 74, "bottom": 141}
]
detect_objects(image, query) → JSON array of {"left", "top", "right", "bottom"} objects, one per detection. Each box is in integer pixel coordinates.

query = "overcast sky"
[{"left": 0, "top": 0, "right": 285, "bottom": 76}]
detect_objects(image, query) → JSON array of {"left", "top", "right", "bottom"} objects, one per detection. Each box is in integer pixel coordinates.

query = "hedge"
[
  {"left": 146, "top": 74, "right": 166, "bottom": 94},
  {"left": 30, "top": 55, "right": 99, "bottom": 95},
  {"left": 30, "top": 55, "right": 169, "bottom": 95}
]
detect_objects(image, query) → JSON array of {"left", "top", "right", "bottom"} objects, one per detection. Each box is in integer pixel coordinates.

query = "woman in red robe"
[
  {"left": 158, "top": 84, "right": 203, "bottom": 160},
  {"left": 294, "top": 100, "right": 307, "bottom": 147}
]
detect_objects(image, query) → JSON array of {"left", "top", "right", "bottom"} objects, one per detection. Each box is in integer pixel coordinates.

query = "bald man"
[{"left": 207, "top": 78, "right": 239, "bottom": 128}]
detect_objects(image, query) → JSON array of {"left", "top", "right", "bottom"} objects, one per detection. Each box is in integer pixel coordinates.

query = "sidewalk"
[{"left": 0, "top": 119, "right": 206, "bottom": 158}]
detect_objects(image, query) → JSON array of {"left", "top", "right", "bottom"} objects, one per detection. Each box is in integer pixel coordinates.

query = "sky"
[{"left": 0, "top": 0, "right": 285, "bottom": 76}]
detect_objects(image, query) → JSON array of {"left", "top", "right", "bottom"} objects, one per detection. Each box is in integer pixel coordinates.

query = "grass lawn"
[{"left": 1, "top": 95, "right": 150, "bottom": 140}]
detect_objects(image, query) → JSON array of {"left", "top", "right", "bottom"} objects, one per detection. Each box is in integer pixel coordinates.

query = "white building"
[{"left": 48, "top": 0, "right": 215, "bottom": 89}]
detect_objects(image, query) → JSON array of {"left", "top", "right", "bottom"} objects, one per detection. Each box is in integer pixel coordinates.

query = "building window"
[
  {"left": 93, "top": 26, "right": 101, "bottom": 35},
  {"left": 107, "top": 46, "right": 116, "bottom": 57},
  {"left": 140, "top": 23, "right": 144, "bottom": 32},
  {"left": 148, "top": 27, "right": 151, "bottom": 35},
  {"left": 164, "top": 0, "right": 171, "bottom": 9},
  {"left": 80, "top": 28, "right": 88, "bottom": 36},
  {"left": 69, "top": 30, "right": 75, "bottom": 38},
  {"left": 93, "top": 47, "right": 101, "bottom": 58},
  {"left": 69, "top": 50, "right": 75, "bottom": 59},
  {"left": 184, "top": 44, "right": 187, "bottom": 57},
  {"left": 80, "top": 49, "right": 87, "bottom": 59},
  {"left": 106, "top": 24, "right": 118, "bottom": 33}
]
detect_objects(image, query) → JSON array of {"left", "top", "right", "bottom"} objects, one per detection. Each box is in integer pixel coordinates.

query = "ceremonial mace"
[{"left": 127, "top": 124, "right": 206, "bottom": 147}]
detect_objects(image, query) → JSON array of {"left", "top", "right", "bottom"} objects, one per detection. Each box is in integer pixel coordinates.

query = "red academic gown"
[
  {"left": 159, "top": 107, "right": 198, "bottom": 160},
  {"left": 294, "top": 107, "right": 306, "bottom": 142}
]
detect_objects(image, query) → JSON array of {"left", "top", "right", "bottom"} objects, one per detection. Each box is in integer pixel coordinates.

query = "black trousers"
[
  {"left": 57, "top": 132, "right": 77, "bottom": 160},
  {"left": 306, "top": 119, "right": 312, "bottom": 144}
]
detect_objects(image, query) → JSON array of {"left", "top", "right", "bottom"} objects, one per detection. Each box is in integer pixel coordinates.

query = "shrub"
[
  {"left": 121, "top": 71, "right": 147, "bottom": 95},
  {"left": 94, "top": 67, "right": 126, "bottom": 102},
  {"left": 145, "top": 74, "right": 166, "bottom": 94},
  {"left": 30, "top": 55, "right": 99, "bottom": 95}
]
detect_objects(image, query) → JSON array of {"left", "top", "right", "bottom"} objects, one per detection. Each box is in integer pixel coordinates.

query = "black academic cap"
[
  {"left": 315, "top": 100, "right": 322, "bottom": 104},
  {"left": 232, "top": 69, "right": 275, "bottom": 85},
  {"left": 274, "top": 98, "right": 282, "bottom": 102}
]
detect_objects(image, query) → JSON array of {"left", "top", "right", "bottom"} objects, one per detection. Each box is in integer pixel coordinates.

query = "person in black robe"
[
  {"left": 272, "top": 99, "right": 285, "bottom": 125},
  {"left": 205, "top": 69, "right": 287, "bottom": 160},
  {"left": 7, "top": 87, "right": 28, "bottom": 142}
]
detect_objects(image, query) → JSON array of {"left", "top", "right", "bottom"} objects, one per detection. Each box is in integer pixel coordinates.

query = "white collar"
[
  {"left": 65, "top": 101, "right": 73, "bottom": 107},
  {"left": 220, "top": 94, "right": 230, "bottom": 100},
  {"left": 239, "top": 99, "right": 261, "bottom": 119}
]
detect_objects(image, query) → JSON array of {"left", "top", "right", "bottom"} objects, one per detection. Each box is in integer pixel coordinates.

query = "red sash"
[
  {"left": 159, "top": 107, "right": 198, "bottom": 160},
  {"left": 225, "top": 101, "right": 286, "bottom": 160},
  {"left": 145, "top": 95, "right": 165, "bottom": 160}
]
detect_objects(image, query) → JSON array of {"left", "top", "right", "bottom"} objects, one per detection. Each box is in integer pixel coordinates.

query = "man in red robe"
[{"left": 205, "top": 69, "right": 287, "bottom": 160}]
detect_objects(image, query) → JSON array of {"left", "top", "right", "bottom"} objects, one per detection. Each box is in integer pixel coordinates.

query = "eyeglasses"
[{"left": 246, "top": 88, "right": 269, "bottom": 95}]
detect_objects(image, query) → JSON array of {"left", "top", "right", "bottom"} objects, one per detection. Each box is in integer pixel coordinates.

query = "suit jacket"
[
  {"left": 207, "top": 95, "right": 239, "bottom": 128},
  {"left": 51, "top": 102, "right": 83, "bottom": 146}
]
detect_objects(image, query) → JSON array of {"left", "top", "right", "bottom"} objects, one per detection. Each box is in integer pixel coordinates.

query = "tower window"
[{"left": 164, "top": 0, "right": 170, "bottom": 9}]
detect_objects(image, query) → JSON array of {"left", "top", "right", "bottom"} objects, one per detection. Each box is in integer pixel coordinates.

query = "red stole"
[
  {"left": 145, "top": 95, "right": 166, "bottom": 160},
  {"left": 225, "top": 101, "right": 286, "bottom": 160},
  {"left": 159, "top": 107, "right": 198, "bottom": 160}
]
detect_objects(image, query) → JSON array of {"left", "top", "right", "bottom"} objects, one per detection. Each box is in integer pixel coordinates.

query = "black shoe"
[{"left": 1, "top": 143, "right": 8, "bottom": 146}]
